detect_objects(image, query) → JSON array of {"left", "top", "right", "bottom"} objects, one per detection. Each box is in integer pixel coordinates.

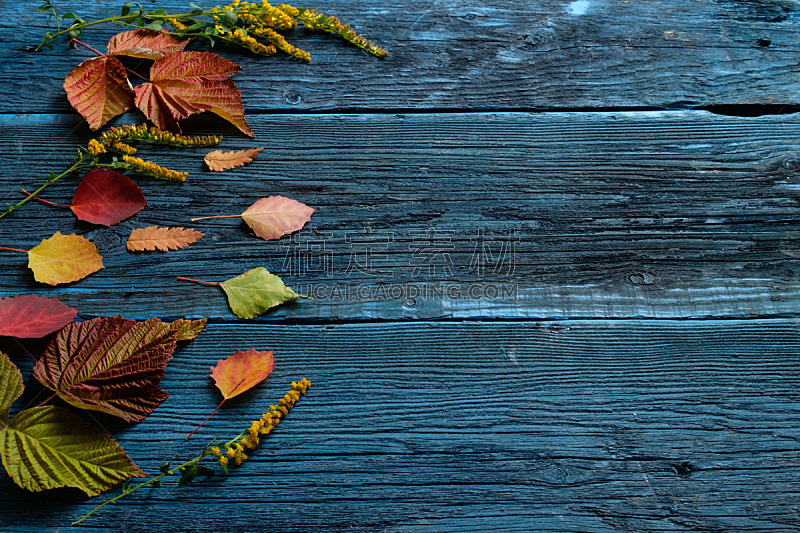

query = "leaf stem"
[
  {"left": 176, "top": 276, "right": 220, "bottom": 286},
  {"left": 190, "top": 215, "right": 241, "bottom": 222},
  {"left": 185, "top": 399, "right": 226, "bottom": 441},
  {"left": 0, "top": 246, "right": 28, "bottom": 254},
  {"left": 0, "top": 156, "right": 89, "bottom": 220},
  {"left": 72, "top": 454, "right": 209, "bottom": 525},
  {"left": 20, "top": 189, "right": 70, "bottom": 209},
  {"left": 37, "top": 392, "right": 57, "bottom": 407}
]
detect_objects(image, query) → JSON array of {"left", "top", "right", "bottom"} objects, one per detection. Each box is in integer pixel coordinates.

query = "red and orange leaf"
[
  {"left": 0, "top": 295, "right": 77, "bottom": 338},
  {"left": 170, "top": 318, "right": 207, "bottom": 341},
  {"left": 204, "top": 148, "right": 263, "bottom": 172},
  {"left": 32, "top": 316, "right": 178, "bottom": 422},
  {"left": 107, "top": 29, "right": 190, "bottom": 59},
  {"left": 27, "top": 232, "right": 104, "bottom": 286},
  {"left": 70, "top": 168, "right": 147, "bottom": 226},
  {"left": 133, "top": 52, "right": 253, "bottom": 136},
  {"left": 126, "top": 226, "right": 204, "bottom": 252},
  {"left": 64, "top": 56, "right": 135, "bottom": 131},
  {"left": 211, "top": 349, "right": 275, "bottom": 400},
  {"left": 241, "top": 196, "right": 314, "bottom": 241}
]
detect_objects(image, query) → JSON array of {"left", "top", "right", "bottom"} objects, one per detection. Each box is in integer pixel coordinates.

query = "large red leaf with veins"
[
  {"left": 70, "top": 168, "right": 147, "bottom": 226},
  {"left": 63, "top": 56, "right": 135, "bottom": 131},
  {"left": 107, "top": 29, "right": 190, "bottom": 59},
  {"left": 0, "top": 295, "right": 77, "bottom": 338},
  {"left": 32, "top": 316, "right": 178, "bottom": 422},
  {"left": 134, "top": 51, "right": 253, "bottom": 137}
]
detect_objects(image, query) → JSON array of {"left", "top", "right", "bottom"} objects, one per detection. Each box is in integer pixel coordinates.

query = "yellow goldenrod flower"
[
  {"left": 219, "top": 456, "right": 229, "bottom": 466},
  {"left": 109, "top": 141, "right": 137, "bottom": 155},
  {"left": 122, "top": 155, "right": 188, "bottom": 182},
  {"left": 87, "top": 139, "right": 106, "bottom": 156}
]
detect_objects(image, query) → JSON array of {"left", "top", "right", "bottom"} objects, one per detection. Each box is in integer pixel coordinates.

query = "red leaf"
[
  {"left": 211, "top": 349, "right": 275, "bottom": 400},
  {"left": 133, "top": 52, "right": 253, "bottom": 137},
  {"left": 107, "top": 29, "right": 190, "bottom": 59},
  {"left": 0, "top": 295, "right": 77, "bottom": 338},
  {"left": 71, "top": 168, "right": 147, "bottom": 226},
  {"left": 63, "top": 56, "right": 135, "bottom": 131},
  {"left": 32, "top": 316, "right": 178, "bottom": 422}
]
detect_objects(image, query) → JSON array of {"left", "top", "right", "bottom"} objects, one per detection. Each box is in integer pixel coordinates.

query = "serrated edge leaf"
[
  {"left": 204, "top": 148, "right": 262, "bottom": 172},
  {"left": 127, "top": 226, "right": 204, "bottom": 252},
  {"left": 0, "top": 352, "right": 23, "bottom": 426},
  {"left": 107, "top": 29, "right": 190, "bottom": 59},
  {"left": 0, "top": 406, "right": 145, "bottom": 496},
  {"left": 170, "top": 318, "right": 207, "bottom": 341},
  {"left": 63, "top": 56, "right": 135, "bottom": 131}
]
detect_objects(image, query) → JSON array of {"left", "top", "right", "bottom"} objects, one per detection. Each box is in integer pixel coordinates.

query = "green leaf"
[
  {"left": 121, "top": 479, "right": 132, "bottom": 492},
  {"left": 159, "top": 461, "right": 170, "bottom": 474},
  {"left": 149, "top": 9, "right": 167, "bottom": 16},
  {"left": 189, "top": 9, "right": 204, "bottom": 15},
  {"left": 220, "top": 462, "right": 229, "bottom": 475},
  {"left": 0, "top": 406, "right": 144, "bottom": 496},
  {"left": 196, "top": 465, "right": 215, "bottom": 477},
  {"left": 219, "top": 267, "right": 298, "bottom": 319},
  {"left": 121, "top": 3, "right": 132, "bottom": 16},
  {"left": 152, "top": 478, "right": 162, "bottom": 488},
  {"left": 184, "top": 21, "right": 206, "bottom": 32},
  {"left": 0, "top": 352, "right": 23, "bottom": 427},
  {"left": 223, "top": 10, "right": 238, "bottom": 25},
  {"left": 177, "top": 462, "right": 197, "bottom": 487},
  {"left": 61, "top": 12, "right": 77, "bottom": 19},
  {"left": 144, "top": 23, "right": 163, "bottom": 31}
]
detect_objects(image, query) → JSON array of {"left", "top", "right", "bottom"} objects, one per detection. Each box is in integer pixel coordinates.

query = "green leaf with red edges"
[
  {"left": 0, "top": 295, "right": 77, "bottom": 338},
  {"left": 0, "top": 351, "right": 23, "bottom": 425},
  {"left": 32, "top": 316, "right": 178, "bottom": 422},
  {"left": 63, "top": 56, "right": 135, "bottom": 131},
  {"left": 108, "top": 29, "right": 190, "bottom": 59},
  {"left": 134, "top": 51, "right": 253, "bottom": 137},
  {"left": 70, "top": 168, "right": 147, "bottom": 226}
]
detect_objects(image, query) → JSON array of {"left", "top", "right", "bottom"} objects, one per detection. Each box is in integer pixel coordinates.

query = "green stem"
[
  {"left": 72, "top": 454, "right": 209, "bottom": 525},
  {"left": 0, "top": 156, "right": 90, "bottom": 220}
]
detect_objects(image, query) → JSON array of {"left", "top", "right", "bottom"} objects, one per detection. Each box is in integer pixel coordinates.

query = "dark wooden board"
[
  {"left": 2, "top": 320, "right": 800, "bottom": 532},
  {"left": 2, "top": 111, "right": 800, "bottom": 320},
  {"left": 2, "top": 0, "right": 800, "bottom": 114}
]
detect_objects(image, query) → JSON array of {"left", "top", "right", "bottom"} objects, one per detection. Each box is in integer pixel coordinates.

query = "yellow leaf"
[
  {"left": 204, "top": 148, "right": 263, "bottom": 172},
  {"left": 27, "top": 232, "right": 104, "bottom": 286}
]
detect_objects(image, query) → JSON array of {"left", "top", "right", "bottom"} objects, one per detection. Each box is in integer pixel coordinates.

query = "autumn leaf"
[
  {"left": 127, "top": 226, "right": 204, "bottom": 252},
  {"left": 186, "top": 348, "right": 275, "bottom": 439},
  {"left": 0, "top": 232, "right": 104, "bottom": 286},
  {"left": 0, "top": 295, "right": 77, "bottom": 338},
  {"left": 178, "top": 267, "right": 299, "bottom": 319},
  {"left": 108, "top": 29, "right": 189, "bottom": 59},
  {"left": 170, "top": 318, "right": 207, "bottom": 341},
  {"left": 70, "top": 168, "right": 147, "bottom": 226},
  {"left": 134, "top": 51, "right": 253, "bottom": 136},
  {"left": 64, "top": 55, "right": 135, "bottom": 131},
  {"left": 204, "top": 148, "right": 263, "bottom": 172},
  {"left": 32, "top": 316, "right": 178, "bottom": 422},
  {"left": 0, "top": 352, "right": 144, "bottom": 496},
  {"left": 192, "top": 196, "right": 314, "bottom": 241}
]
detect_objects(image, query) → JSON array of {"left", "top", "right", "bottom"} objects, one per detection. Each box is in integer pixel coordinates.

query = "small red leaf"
[
  {"left": 71, "top": 168, "right": 147, "bottom": 226},
  {"left": 63, "top": 56, "right": 135, "bottom": 131},
  {"left": 0, "top": 295, "right": 77, "bottom": 338}
]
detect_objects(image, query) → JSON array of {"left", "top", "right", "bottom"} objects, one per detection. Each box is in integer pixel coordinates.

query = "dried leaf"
[
  {"left": 0, "top": 295, "right": 77, "bottom": 338},
  {"left": 0, "top": 352, "right": 144, "bottom": 495},
  {"left": 63, "top": 56, "right": 135, "bottom": 131},
  {"left": 211, "top": 349, "right": 275, "bottom": 399},
  {"left": 220, "top": 267, "right": 298, "bottom": 319},
  {"left": 32, "top": 316, "right": 178, "bottom": 422},
  {"left": 242, "top": 196, "right": 314, "bottom": 240},
  {"left": 127, "top": 226, "right": 204, "bottom": 252},
  {"left": 0, "top": 351, "right": 23, "bottom": 425},
  {"left": 108, "top": 29, "right": 190, "bottom": 59},
  {"left": 27, "top": 232, "right": 104, "bottom": 286},
  {"left": 133, "top": 52, "right": 253, "bottom": 136},
  {"left": 71, "top": 168, "right": 147, "bottom": 226},
  {"left": 204, "top": 148, "right": 263, "bottom": 172},
  {"left": 170, "top": 318, "right": 207, "bottom": 341},
  {"left": 0, "top": 406, "right": 145, "bottom": 496}
]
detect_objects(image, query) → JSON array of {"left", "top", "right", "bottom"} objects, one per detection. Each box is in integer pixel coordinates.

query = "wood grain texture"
[
  {"left": 2, "top": 0, "right": 799, "bottom": 113},
  {"left": 1, "top": 111, "right": 799, "bottom": 320},
  {"left": 2, "top": 320, "right": 800, "bottom": 532}
]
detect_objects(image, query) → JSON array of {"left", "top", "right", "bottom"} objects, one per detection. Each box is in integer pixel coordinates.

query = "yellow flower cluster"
[
  {"left": 87, "top": 139, "right": 106, "bottom": 156},
  {"left": 249, "top": 26, "right": 310, "bottom": 61},
  {"left": 228, "top": 28, "right": 277, "bottom": 56},
  {"left": 166, "top": 18, "right": 187, "bottom": 31},
  {"left": 211, "top": 379, "right": 311, "bottom": 468},
  {"left": 298, "top": 10, "right": 388, "bottom": 58},
  {"left": 97, "top": 124, "right": 221, "bottom": 148},
  {"left": 122, "top": 155, "right": 188, "bottom": 182},
  {"left": 109, "top": 141, "right": 137, "bottom": 155}
]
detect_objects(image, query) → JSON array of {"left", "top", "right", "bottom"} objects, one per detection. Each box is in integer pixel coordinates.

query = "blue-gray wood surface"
[{"left": 1, "top": 1, "right": 800, "bottom": 531}]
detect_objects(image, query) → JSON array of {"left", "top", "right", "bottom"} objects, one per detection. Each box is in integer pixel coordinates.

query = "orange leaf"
[
  {"left": 211, "top": 349, "right": 275, "bottom": 400},
  {"left": 27, "top": 232, "right": 104, "bottom": 286},
  {"left": 192, "top": 196, "right": 314, "bottom": 241},
  {"left": 204, "top": 148, "right": 263, "bottom": 172},
  {"left": 64, "top": 56, "right": 135, "bottom": 131},
  {"left": 108, "top": 29, "right": 190, "bottom": 59},
  {"left": 127, "top": 226, "right": 204, "bottom": 252},
  {"left": 133, "top": 52, "right": 253, "bottom": 137}
]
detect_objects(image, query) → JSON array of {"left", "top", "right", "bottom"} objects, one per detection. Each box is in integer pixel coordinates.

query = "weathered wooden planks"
[
  {"left": 2, "top": 0, "right": 799, "bottom": 114},
  {"left": 2, "top": 319, "right": 800, "bottom": 531},
  {"left": 1, "top": 111, "right": 799, "bottom": 320}
]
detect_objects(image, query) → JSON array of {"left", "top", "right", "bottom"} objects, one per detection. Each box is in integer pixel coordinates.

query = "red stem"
[
  {"left": 176, "top": 276, "right": 220, "bottom": 286},
  {"left": 0, "top": 246, "right": 28, "bottom": 254},
  {"left": 21, "top": 189, "right": 70, "bottom": 209},
  {"left": 185, "top": 398, "right": 226, "bottom": 440},
  {"left": 37, "top": 392, "right": 57, "bottom": 408},
  {"left": 70, "top": 38, "right": 150, "bottom": 83}
]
